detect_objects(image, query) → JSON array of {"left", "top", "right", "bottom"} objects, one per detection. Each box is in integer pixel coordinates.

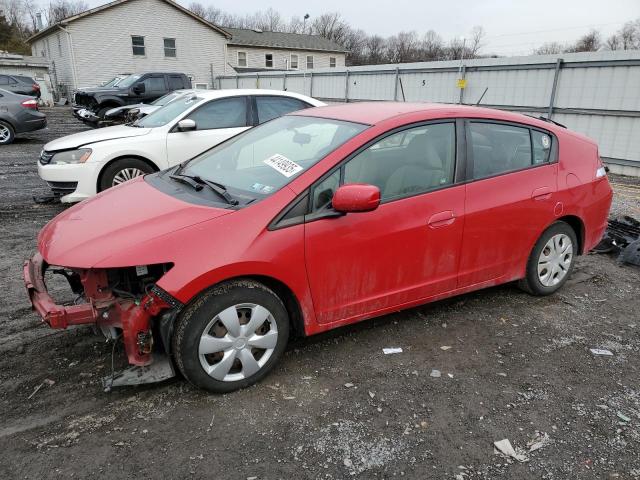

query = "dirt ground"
[{"left": 1, "top": 108, "right": 639, "bottom": 480}]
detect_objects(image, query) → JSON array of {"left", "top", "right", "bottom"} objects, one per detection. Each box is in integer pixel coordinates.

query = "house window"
[
  {"left": 194, "top": 83, "right": 208, "bottom": 90},
  {"left": 290, "top": 54, "right": 298, "bottom": 69},
  {"left": 306, "top": 55, "right": 314, "bottom": 69},
  {"left": 131, "top": 36, "right": 145, "bottom": 56},
  {"left": 57, "top": 34, "right": 62, "bottom": 55},
  {"left": 329, "top": 57, "right": 336, "bottom": 68},
  {"left": 237, "top": 51, "right": 247, "bottom": 67},
  {"left": 164, "top": 38, "right": 176, "bottom": 57},
  {"left": 265, "top": 53, "right": 273, "bottom": 68}
]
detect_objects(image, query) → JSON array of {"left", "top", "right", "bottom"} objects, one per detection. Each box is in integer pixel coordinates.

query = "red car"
[{"left": 24, "top": 103, "right": 612, "bottom": 392}]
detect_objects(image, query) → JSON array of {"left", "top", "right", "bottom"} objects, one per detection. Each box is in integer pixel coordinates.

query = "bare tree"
[
  {"left": 566, "top": 29, "right": 601, "bottom": 52},
  {"left": 605, "top": 34, "right": 620, "bottom": 50},
  {"left": 44, "top": 0, "right": 88, "bottom": 25},
  {"left": 419, "top": 30, "right": 444, "bottom": 60},
  {"left": 311, "top": 12, "right": 350, "bottom": 44},
  {"left": 387, "top": 31, "right": 421, "bottom": 63},
  {"left": 467, "top": 25, "right": 485, "bottom": 57},
  {"left": 364, "top": 34, "right": 386, "bottom": 64},
  {"left": 534, "top": 42, "right": 565, "bottom": 55}
]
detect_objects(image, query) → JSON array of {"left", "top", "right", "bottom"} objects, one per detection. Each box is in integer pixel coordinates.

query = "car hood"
[
  {"left": 38, "top": 177, "right": 232, "bottom": 269},
  {"left": 76, "top": 87, "right": 120, "bottom": 95},
  {"left": 44, "top": 124, "right": 152, "bottom": 151}
]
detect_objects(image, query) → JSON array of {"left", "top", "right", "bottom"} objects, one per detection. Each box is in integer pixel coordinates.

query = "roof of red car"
[{"left": 293, "top": 102, "right": 554, "bottom": 130}]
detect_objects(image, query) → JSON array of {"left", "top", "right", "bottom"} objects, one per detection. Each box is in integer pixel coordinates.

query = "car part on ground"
[
  {"left": 37, "top": 89, "right": 325, "bottom": 202},
  {"left": 24, "top": 102, "right": 613, "bottom": 392},
  {"left": 594, "top": 215, "right": 640, "bottom": 266},
  {"left": 72, "top": 72, "right": 192, "bottom": 127},
  {"left": 0, "top": 88, "right": 47, "bottom": 145}
]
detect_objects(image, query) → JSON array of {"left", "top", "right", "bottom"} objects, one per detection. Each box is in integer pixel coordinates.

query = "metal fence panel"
[{"left": 215, "top": 50, "right": 640, "bottom": 173}]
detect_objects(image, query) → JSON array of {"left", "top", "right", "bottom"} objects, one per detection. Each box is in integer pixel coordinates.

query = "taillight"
[{"left": 21, "top": 99, "right": 38, "bottom": 110}]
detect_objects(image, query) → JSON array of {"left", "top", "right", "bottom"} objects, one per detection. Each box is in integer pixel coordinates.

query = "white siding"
[
  {"left": 31, "top": 0, "right": 227, "bottom": 92},
  {"left": 31, "top": 31, "right": 74, "bottom": 94},
  {"left": 226, "top": 45, "right": 345, "bottom": 72}
]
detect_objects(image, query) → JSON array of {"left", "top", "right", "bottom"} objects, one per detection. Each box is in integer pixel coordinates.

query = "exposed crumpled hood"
[
  {"left": 76, "top": 87, "right": 120, "bottom": 95},
  {"left": 43, "top": 124, "right": 152, "bottom": 151},
  {"left": 38, "top": 177, "right": 232, "bottom": 268}
]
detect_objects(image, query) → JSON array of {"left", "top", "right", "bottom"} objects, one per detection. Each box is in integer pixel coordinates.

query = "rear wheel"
[
  {"left": 173, "top": 280, "right": 289, "bottom": 393},
  {"left": 0, "top": 121, "right": 15, "bottom": 145},
  {"left": 518, "top": 221, "right": 577, "bottom": 296},
  {"left": 97, "top": 106, "right": 114, "bottom": 119},
  {"left": 98, "top": 158, "right": 155, "bottom": 191}
]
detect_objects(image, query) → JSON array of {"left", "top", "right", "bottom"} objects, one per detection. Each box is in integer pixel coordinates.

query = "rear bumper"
[{"left": 15, "top": 111, "right": 47, "bottom": 134}]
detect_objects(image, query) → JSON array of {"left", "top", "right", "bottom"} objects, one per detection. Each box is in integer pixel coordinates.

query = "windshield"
[
  {"left": 182, "top": 115, "right": 367, "bottom": 197},
  {"left": 151, "top": 91, "right": 187, "bottom": 107},
  {"left": 135, "top": 96, "right": 200, "bottom": 128},
  {"left": 102, "top": 76, "right": 122, "bottom": 87},
  {"left": 117, "top": 74, "right": 141, "bottom": 88}
]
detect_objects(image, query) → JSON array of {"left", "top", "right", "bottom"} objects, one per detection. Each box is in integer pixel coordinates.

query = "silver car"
[{"left": 0, "top": 89, "right": 47, "bottom": 145}]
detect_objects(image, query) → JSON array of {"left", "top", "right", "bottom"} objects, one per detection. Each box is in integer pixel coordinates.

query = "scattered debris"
[
  {"left": 383, "top": 347, "right": 403, "bottom": 355},
  {"left": 617, "top": 412, "right": 631, "bottom": 423},
  {"left": 497, "top": 372, "right": 507, "bottom": 377},
  {"left": 590, "top": 348, "right": 614, "bottom": 356},
  {"left": 594, "top": 216, "right": 640, "bottom": 266},
  {"left": 430, "top": 369, "right": 441, "bottom": 378},
  {"left": 447, "top": 373, "right": 454, "bottom": 378},
  {"left": 368, "top": 391, "right": 375, "bottom": 399},
  {"left": 344, "top": 383, "right": 354, "bottom": 388},
  {"left": 440, "top": 346, "right": 452, "bottom": 351},
  {"left": 527, "top": 431, "right": 552, "bottom": 452},
  {"left": 283, "top": 396, "right": 296, "bottom": 400},
  {"left": 27, "top": 378, "right": 55, "bottom": 399},
  {"left": 493, "top": 438, "right": 529, "bottom": 462}
]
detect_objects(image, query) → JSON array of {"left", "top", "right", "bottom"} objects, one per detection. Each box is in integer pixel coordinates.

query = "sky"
[{"left": 81, "top": 0, "right": 640, "bottom": 56}]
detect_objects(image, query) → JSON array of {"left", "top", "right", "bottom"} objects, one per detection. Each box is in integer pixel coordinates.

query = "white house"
[
  {"left": 27, "top": 0, "right": 347, "bottom": 97},
  {"left": 224, "top": 28, "right": 347, "bottom": 73}
]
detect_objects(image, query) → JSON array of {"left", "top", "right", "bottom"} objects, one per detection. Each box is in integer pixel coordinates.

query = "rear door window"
[
  {"left": 532, "top": 130, "right": 553, "bottom": 164},
  {"left": 168, "top": 75, "right": 184, "bottom": 90},
  {"left": 469, "top": 122, "right": 533, "bottom": 179},
  {"left": 255, "top": 96, "right": 310, "bottom": 124}
]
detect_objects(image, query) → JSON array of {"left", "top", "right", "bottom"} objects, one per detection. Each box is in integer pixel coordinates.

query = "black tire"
[
  {"left": 96, "top": 106, "right": 113, "bottom": 119},
  {"left": 98, "top": 158, "right": 155, "bottom": 191},
  {"left": 172, "top": 280, "right": 290, "bottom": 393},
  {"left": 0, "top": 120, "right": 16, "bottom": 145},
  {"left": 518, "top": 221, "right": 578, "bottom": 296}
]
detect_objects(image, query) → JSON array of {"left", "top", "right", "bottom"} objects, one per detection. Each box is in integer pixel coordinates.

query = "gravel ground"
[{"left": 0, "top": 107, "right": 639, "bottom": 480}]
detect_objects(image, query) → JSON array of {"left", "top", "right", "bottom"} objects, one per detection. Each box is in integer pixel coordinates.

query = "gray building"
[
  {"left": 0, "top": 53, "right": 54, "bottom": 104},
  {"left": 27, "top": 0, "right": 347, "bottom": 97}
]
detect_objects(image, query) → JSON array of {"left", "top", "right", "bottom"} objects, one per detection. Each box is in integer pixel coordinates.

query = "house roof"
[
  {"left": 225, "top": 28, "right": 348, "bottom": 53},
  {"left": 27, "top": 0, "right": 231, "bottom": 43}
]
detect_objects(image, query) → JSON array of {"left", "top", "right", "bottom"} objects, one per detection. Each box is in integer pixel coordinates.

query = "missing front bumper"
[{"left": 23, "top": 253, "right": 171, "bottom": 366}]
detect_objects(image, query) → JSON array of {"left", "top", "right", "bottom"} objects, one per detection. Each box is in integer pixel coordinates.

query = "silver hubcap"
[
  {"left": 199, "top": 303, "right": 278, "bottom": 382},
  {"left": 0, "top": 125, "right": 10, "bottom": 142},
  {"left": 538, "top": 233, "right": 573, "bottom": 287},
  {"left": 112, "top": 167, "right": 144, "bottom": 186}
]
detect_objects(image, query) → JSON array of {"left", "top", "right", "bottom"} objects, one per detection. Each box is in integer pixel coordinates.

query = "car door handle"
[
  {"left": 532, "top": 186, "right": 552, "bottom": 200},
  {"left": 428, "top": 210, "right": 455, "bottom": 228}
]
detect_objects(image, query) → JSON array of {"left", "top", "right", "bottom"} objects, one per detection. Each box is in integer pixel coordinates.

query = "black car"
[
  {"left": 0, "top": 89, "right": 47, "bottom": 145},
  {"left": 0, "top": 74, "right": 41, "bottom": 98},
  {"left": 72, "top": 72, "right": 191, "bottom": 125}
]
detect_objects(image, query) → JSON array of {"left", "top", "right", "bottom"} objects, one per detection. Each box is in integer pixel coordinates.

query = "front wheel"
[
  {"left": 98, "top": 158, "right": 155, "bottom": 191},
  {"left": 518, "top": 221, "right": 578, "bottom": 296},
  {"left": 172, "top": 280, "right": 290, "bottom": 393}
]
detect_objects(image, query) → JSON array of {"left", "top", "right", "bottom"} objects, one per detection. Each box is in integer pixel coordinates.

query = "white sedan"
[{"left": 39, "top": 89, "right": 325, "bottom": 202}]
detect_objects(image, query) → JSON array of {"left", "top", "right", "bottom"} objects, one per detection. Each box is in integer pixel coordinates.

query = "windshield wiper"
[
  {"left": 169, "top": 173, "right": 203, "bottom": 191},
  {"left": 170, "top": 173, "right": 239, "bottom": 206}
]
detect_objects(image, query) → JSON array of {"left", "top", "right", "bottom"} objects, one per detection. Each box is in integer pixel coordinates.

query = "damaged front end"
[{"left": 23, "top": 253, "right": 181, "bottom": 368}]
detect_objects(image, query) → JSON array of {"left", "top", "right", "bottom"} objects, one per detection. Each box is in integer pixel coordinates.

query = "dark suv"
[
  {"left": 72, "top": 72, "right": 191, "bottom": 125},
  {"left": 0, "top": 74, "right": 41, "bottom": 98}
]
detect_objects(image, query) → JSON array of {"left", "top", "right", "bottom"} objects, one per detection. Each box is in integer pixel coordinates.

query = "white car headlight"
[{"left": 51, "top": 148, "right": 92, "bottom": 165}]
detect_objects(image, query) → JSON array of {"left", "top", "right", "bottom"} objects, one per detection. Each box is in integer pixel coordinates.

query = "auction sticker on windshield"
[{"left": 263, "top": 154, "right": 303, "bottom": 178}]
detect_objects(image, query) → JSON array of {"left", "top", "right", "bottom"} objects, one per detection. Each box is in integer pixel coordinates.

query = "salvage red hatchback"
[{"left": 24, "top": 103, "right": 612, "bottom": 392}]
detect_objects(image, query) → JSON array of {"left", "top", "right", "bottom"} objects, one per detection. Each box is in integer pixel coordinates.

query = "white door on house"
[{"left": 165, "top": 96, "right": 251, "bottom": 166}]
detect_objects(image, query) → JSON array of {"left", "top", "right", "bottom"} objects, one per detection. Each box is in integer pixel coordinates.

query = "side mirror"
[
  {"left": 332, "top": 184, "right": 380, "bottom": 213},
  {"left": 177, "top": 119, "right": 196, "bottom": 132},
  {"left": 132, "top": 83, "right": 145, "bottom": 94}
]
